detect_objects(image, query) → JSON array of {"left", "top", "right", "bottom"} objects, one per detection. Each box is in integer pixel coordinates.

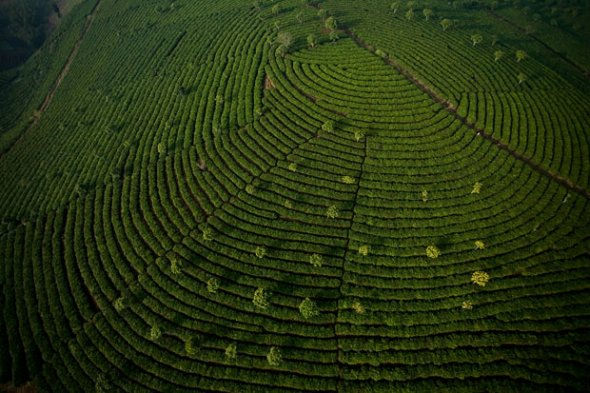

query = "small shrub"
[
  {"left": 426, "top": 245, "right": 440, "bottom": 259},
  {"left": 471, "top": 271, "right": 490, "bottom": 286},
  {"left": 299, "top": 297, "right": 319, "bottom": 319},
  {"left": 267, "top": 347, "right": 282, "bottom": 366}
]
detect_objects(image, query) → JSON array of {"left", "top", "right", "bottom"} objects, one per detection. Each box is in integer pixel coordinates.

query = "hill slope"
[{"left": 1, "top": 0, "right": 589, "bottom": 392}]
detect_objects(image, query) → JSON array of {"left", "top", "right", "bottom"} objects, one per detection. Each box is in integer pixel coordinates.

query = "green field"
[{"left": 1, "top": 0, "right": 590, "bottom": 392}]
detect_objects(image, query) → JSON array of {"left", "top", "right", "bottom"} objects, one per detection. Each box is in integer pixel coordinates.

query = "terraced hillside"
[{"left": 1, "top": 0, "right": 589, "bottom": 392}]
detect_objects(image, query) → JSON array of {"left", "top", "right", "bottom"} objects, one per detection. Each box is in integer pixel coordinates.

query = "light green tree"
[
  {"left": 113, "top": 296, "right": 125, "bottom": 312},
  {"left": 207, "top": 277, "right": 220, "bottom": 293},
  {"left": 471, "top": 33, "right": 483, "bottom": 46},
  {"left": 307, "top": 33, "right": 317, "bottom": 48},
  {"left": 225, "top": 343, "right": 237, "bottom": 362},
  {"left": 517, "top": 72, "right": 527, "bottom": 84},
  {"left": 267, "top": 347, "right": 282, "bottom": 366},
  {"left": 515, "top": 49, "right": 527, "bottom": 62},
  {"left": 185, "top": 337, "right": 199, "bottom": 355},
  {"left": 255, "top": 246, "right": 266, "bottom": 259},
  {"left": 426, "top": 245, "right": 441, "bottom": 259},
  {"left": 253, "top": 287, "right": 270, "bottom": 309},
  {"left": 326, "top": 205, "right": 339, "bottom": 219},
  {"left": 423, "top": 8, "right": 433, "bottom": 21},
  {"left": 322, "top": 120, "right": 335, "bottom": 132},
  {"left": 309, "top": 253, "right": 323, "bottom": 267},
  {"left": 440, "top": 18, "right": 453, "bottom": 31},
  {"left": 405, "top": 8, "right": 414, "bottom": 20},
  {"left": 325, "top": 16, "right": 337, "bottom": 31},
  {"left": 299, "top": 297, "right": 320, "bottom": 318},
  {"left": 471, "top": 271, "right": 490, "bottom": 286},
  {"left": 471, "top": 182, "right": 482, "bottom": 194},
  {"left": 358, "top": 245, "right": 370, "bottom": 256},
  {"left": 390, "top": 1, "right": 400, "bottom": 14},
  {"left": 272, "top": 4, "right": 280, "bottom": 16},
  {"left": 494, "top": 50, "right": 505, "bottom": 62},
  {"left": 149, "top": 325, "right": 161, "bottom": 341}
]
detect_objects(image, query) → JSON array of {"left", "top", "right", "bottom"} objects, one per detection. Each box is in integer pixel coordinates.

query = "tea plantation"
[{"left": 1, "top": 0, "right": 589, "bottom": 392}]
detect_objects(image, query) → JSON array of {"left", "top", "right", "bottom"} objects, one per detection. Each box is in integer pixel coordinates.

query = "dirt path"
[
  {"left": 0, "top": 0, "right": 102, "bottom": 158},
  {"left": 342, "top": 27, "right": 590, "bottom": 200}
]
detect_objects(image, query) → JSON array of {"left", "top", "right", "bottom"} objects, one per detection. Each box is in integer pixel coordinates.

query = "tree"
[
  {"left": 470, "top": 33, "right": 483, "bottom": 46},
  {"left": 272, "top": 4, "right": 280, "bottom": 16},
  {"left": 225, "top": 343, "right": 237, "bottom": 362},
  {"left": 202, "top": 226, "right": 213, "bottom": 241},
  {"left": 276, "top": 31, "right": 293, "bottom": 50},
  {"left": 354, "top": 130, "right": 365, "bottom": 141},
  {"left": 421, "top": 190, "right": 428, "bottom": 202},
  {"left": 307, "top": 33, "right": 317, "bottom": 48},
  {"left": 325, "top": 16, "right": 337, "bottom": 31},
  {"left": 517, "top": 72, "right": 527, "bottom": 85},
  {"left": 170, "top": 255, "right": 182, "bottom": 275},
  {"left": 253, "top": 0, "right": 261, "bottom": 11},
  {"left": 390, "top": 1, "right": 400, "bottom": 14},
  {"left": 309, "top": 253, "right": 323, "bottom": 267},
  {"left": 494, "top": 50, "right": 504, "bottom": 62},
  {"left": 207, "top": 277, "right": 220, "bottom": 293},
  {"left": 471, "top": 181, "right": 482, "bottom": 194},
  {"left": 149, "top": 325, "right": 161, "bottom": 340},
  {"left": 474, "top": 240, "right": 485, "bottom": 250},
  {"left": 352, "top": 300, "right": 365, "bottom": 314},
  {"left": 358, "top": 245, "right": 369, "bottom": 256},
  {"left": 322, "top": 120, "right": 335, "bottom": 132},
  {"left": 296, "top": 11, "right": 303, "bottom": 24},
  {"left": 405, "top": 8, "right": 414, "bottom": 21},
  {"left": 341, "top": 175, "right": 355, "bottom": 184},
  {"left": 185, "top": 337, "right": 199, "bottom": 355},
  {"left": 326, "top": 205, "right": 339, "bottom": 219},
  {"left": 440, "top": 18, "right": 452, "bottom": 31},
  {"left": 423, "top": 8, "right": 433, "bottom": 21},
  {"left": 113, "top": 296, "right": 125, "bottom": 312},
  {"left": 253, "top": 287, "right": 269, "bottom": 309},
  {"left": 515, "top": 49, "right": 527, "bottom": 62},
  {"left": 267, "top": 347, "right": 282, "bottom": 366},
  {"left": 288, "top": 162, "right": 297, "bottom": 172},
  {"left": 299, "top": 298, "right": 319, "bottom": 318},
  {"left": 461, "top": 300, "right": 473, "bottom": 310},
  {"left": 255, "top": 246, "right": 266, "bottom": 259},
  {"left": 471, "top": 271, "right": 490, "bottom": 286},
  {"left": 329, "top": 30, "right": 339, "bottom": 42},
  {"left": 426, "top": 245, "right": 441, "bottom": 259}
]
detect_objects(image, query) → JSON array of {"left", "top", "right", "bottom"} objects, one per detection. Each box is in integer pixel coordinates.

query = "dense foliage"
[{"left": 0, "top": 0, "right": 589, "bottom": 392}]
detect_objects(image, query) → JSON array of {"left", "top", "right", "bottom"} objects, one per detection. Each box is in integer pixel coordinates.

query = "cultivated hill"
[{"left": 1, "top": 0, "right": 589, "bottom": 392}]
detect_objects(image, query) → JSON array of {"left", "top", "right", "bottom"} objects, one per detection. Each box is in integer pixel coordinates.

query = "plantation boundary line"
[
  {"left": 0, "top": 0, "right": 102, "bottom": 159},
  {"left": 334, "top": 136, "right": 367, "bottom": 389},
  {"left": 341, "top": 28, "right": 590, "bottom": 201},
  {"left": 487, "top": 10, "right": 589, "bottom": 81}
]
